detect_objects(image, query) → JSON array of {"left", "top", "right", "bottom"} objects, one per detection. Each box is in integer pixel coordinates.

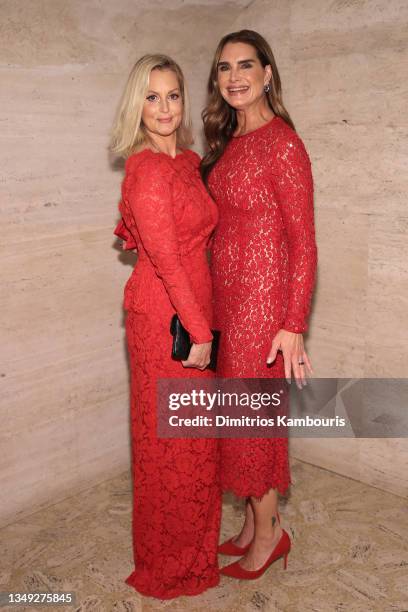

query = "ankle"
[{"left": 254, "top": 524, "right": 282, "bottom": 542}]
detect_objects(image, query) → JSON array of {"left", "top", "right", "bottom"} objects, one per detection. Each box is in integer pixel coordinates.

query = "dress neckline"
[
  {"left": 232, "top": 115, "right": 278, "bottom": 139},
  {"left": 139, "top": 147, "right": 187, "bottom": 161}
]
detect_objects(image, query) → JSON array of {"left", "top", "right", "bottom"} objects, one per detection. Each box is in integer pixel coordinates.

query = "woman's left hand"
[{"left": 266, "top": 329, "right": 313, "bottom": 389}]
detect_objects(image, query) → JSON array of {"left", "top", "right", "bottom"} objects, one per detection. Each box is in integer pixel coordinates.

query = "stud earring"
[{"left": 264, "top": 83, "right": 270, "bottom": 93}]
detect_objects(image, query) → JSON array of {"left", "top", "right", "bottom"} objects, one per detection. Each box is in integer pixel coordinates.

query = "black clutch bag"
[{"left": 170, "top": 314, "right": 220, "bottom": 372}]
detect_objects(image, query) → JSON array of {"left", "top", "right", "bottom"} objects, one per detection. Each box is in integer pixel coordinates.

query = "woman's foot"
[
  {"left": 229, "top": 521, "right": 254, "bottom": 549},
  {"left": 220, "top": 528, "right": 290, "bottom": 579},
  {"left": 238, "top": 523, "right": 283, "bottom": 571},
  {"left": 218, "top": 509, "right": 280, "bottom": 556},
  {"left": 229, "top": 498, "right": 255, "bottom": 548},
  {"left": 218, "top": 500, "right": 254, "bottom": 555}
]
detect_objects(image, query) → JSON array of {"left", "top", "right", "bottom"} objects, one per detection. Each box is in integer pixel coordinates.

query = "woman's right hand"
[{"left": 182, "top": 342, "right": 212, "bottom": 370}]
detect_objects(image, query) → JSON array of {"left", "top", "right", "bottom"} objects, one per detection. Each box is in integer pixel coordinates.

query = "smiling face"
[
  {"left": 216, "top": 41, "right": 272, "bottom": 111},
  {"left": 141, "top": 68, "right": 183, "bottom": 140}
]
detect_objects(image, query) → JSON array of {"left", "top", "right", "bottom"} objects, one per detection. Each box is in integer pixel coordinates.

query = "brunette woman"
[{"left": 201, "top": 30, "right": 318, "bottom": 579}]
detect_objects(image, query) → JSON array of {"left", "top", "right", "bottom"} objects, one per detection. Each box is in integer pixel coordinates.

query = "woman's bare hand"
[
  {"left": 266, "top": 329, "right": 313, "bottom": 389},
  {"left": 182, "top": 342, "right": 212, "bottom": 370}
]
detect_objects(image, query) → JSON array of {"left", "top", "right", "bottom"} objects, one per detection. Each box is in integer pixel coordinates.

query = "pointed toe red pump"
[{"left": 219, "top": 528, "right": 291, "bottom": 580}]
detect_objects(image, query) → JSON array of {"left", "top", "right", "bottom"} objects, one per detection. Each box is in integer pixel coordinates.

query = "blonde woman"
[{"left": 110, "top": 55, "right": 221, "bottom": 599}]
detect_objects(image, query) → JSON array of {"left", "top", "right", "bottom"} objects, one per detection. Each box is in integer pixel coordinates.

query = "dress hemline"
[
  {"left": 221, "top": 478, "right": 292, "bottom": 500},
  {"left": 124, "top": 570, "right": 220, "bottom": 601}
]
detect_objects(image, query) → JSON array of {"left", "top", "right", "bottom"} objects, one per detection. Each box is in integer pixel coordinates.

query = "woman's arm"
[
  {"left": 274, "top": 133, "right": 318, "bottom": 333},
  {"left": 266, "top": 132, "right": 317, "bottom": 387},
  {"left": 124, "top": 156, "right": 213, "bottom": 345}
]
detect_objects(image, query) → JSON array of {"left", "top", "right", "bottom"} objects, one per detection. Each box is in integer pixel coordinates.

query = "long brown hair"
[{"left": 200, "top": 30, "right": 295, "bottom": 185}]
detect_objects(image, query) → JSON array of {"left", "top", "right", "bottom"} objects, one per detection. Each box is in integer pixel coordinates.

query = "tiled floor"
[{"left": 1, "top": 459, "right": 407, "bottom": 612}]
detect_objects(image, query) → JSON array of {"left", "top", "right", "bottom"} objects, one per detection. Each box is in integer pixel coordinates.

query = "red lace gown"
[
  {"left": 208, "top": 116, "right": 318, "bottom": 499},
  {"left": 114, "top": 148, "right": 221, "bottom": 599}
]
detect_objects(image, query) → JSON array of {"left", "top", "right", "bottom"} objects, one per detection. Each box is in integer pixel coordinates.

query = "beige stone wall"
[
  {"left": 0, "top": 0, "right": 247, "bottom": 526},
  {"left": 1, "top": 0, "right": 407, "bottom": 525}
]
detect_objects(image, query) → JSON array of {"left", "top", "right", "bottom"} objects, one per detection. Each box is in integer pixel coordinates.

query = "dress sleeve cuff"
[
  {"left": 281, "top": 320, "right": 308, "bottom": 334},
  {"left": 189, "top": 330, "right": 214, "bottom": 345}
]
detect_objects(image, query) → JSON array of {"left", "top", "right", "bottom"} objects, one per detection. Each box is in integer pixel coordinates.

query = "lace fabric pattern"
[
  {"left": 209, "top": 116, "right": 318, "bottom": 499},
  {"left": 114, "top": 148, "right": 221, "bottom": 599}
]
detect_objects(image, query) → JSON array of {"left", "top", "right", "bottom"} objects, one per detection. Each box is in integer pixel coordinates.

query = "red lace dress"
[
  {"left": 114, "top": 148, "right": 221, "bottom": 599},
  {"left": 208, "top": 116, "right": 317, "bottom": 499}
]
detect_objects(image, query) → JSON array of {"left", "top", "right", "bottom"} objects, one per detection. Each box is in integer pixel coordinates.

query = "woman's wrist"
[
  {"left": 189, "top": 332, "right": 213, "bottom": 345},
  {"left": 281, "top": 322, "right": 306, "bottom": 335}
]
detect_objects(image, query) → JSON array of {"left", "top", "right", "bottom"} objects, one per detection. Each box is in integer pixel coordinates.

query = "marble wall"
[{"left": 1, "top": 0, "right": 407, "bottom": 526}]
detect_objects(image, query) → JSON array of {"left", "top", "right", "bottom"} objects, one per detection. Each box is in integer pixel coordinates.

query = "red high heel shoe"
[
  {"left": 218, "top": 512, "right": 280, "bottom": 556},
  {"left": 217, "top": 536, "right": 251, "bottom": 556},
  {"left": 219, "top": 528, "right": 291, "bottom": 580}
]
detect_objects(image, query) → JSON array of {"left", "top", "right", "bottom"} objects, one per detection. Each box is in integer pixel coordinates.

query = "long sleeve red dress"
[
  {"left": 114, "top": 148, "right": 221, "bottom": 599},
  {"left": 208, "top": 116, "right": 317, "bottom": 499}
]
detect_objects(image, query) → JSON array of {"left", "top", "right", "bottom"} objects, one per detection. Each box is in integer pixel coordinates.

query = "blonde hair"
[{"left": 109, "top": 54, "right": 193, "bottom": 159}]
